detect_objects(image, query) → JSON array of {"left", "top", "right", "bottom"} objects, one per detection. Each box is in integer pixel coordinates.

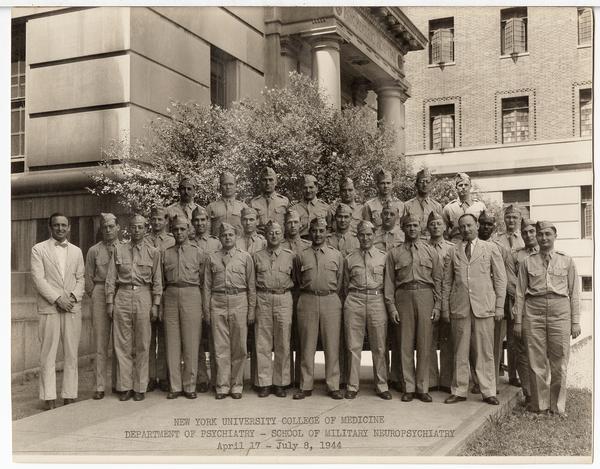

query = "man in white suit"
[{"left": 31, "top": 213, "right": 85, "bottom": 410}]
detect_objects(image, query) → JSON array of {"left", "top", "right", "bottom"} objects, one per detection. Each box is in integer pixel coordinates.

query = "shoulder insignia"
[
  {"left": 282, "top": 248, "right": 293, "bottom": 254},
  {"left": 375, "top": 248, "right": 386, "bottom": 255},
  {"left": 555, "top": 250, "right": 567, "bottom": 255}
]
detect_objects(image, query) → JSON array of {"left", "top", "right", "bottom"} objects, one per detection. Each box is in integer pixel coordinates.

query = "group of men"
[{"left": 31, "top": 167, "right": 580, "bottom": 416}]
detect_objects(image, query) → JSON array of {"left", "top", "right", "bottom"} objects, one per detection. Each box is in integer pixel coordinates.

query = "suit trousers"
[
  {"left": 164, "top": 286, "right": 203, "bottom": 393},
  {"left": 344, "top": 292, "right": 388, "bottom": 393},
  {"left": 113, "top": 287, "right": 152, "bottom": 393},
  {"left": 297, "top": 293, "right": 342, "bottom": 392},
  {"left": 451, "top": 309, "right": 496, "bottom": 398},
  {"left": 91, "top": 284, "right": 117, "bottom": 392},
  {"left": 210, "top": 292, "right": 248, "bottom": 394},
  {"left": 396, "top": 288, "right": 434, "bottom": 393},
  {"left": 255, "top": 291, "right": 293, "bottom": 387},
  {"left": 38, "top": 311, "right": 82, "bottom": 400},
  {"left": 429, "top": 321, "right": 453, "bottom": 389},
  {"left": 523, "top": 295, "right": 571, "bottom": 414},
  {"left": 149, "top": 320, "right": 168, "bottom": 383}
]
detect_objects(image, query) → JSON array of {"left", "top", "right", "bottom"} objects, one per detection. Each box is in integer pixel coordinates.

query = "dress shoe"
[
  {"left": 416, "top": 393, "right": 432, "bottom": 403},
  {"left": 45, "top": 399, "right": 56, "bottom": 410},
  {"left": 438, "top": 386, "right": 452, "bottom": 394},
  {"left": 196, "top": 382, "right": 209, "bottom": 393},
  {"left": 293, "top": 390, "right": 312, "bottom": 400},
  {"left": 93, "top": 391, "right": 105, "bottom": 400},
  {"left": 377, "top": 391, "right": 392, "bottom": 400},
  {"left": 509, "top": 378, "right": 522, "bottom": 387},
  {"left": 274, "top": 386, "right": 287, "bottom": 398},
  {"left": 401, "top": 392, "right": 414, "bottom": 402},
  {"left": 470, "top": 384, "right": 481, "bottom": 394},
  {"left": 133, "top": 392, "right": 145, "bottom": 401},
  {"left": 328, "top": 390, "right": 344, "bottom": 400},
  {"left": 230, "top": 393, "right": 242, "bottom": 399},
  {"left": 63, "top": 398, "right": 75, "bottom": 406},
  {"left": 444, "top": 394, "right": 467, "bottom": 404},
  {"left": 146, "top": 380, "right": 156, "bottom": 393},
  {"left": 344, "top": 390, "right": 357, "bottom": 399},
  {"left": 483, "top": 396, "right": 499, "bottom": 405},
  {"left": 119, "top": 390, "right": 134, "bottom": 401},
  {"left": 159, "top": 380, "right": 170, "bottom": 392},
  {"left": 167, "top": 391, "right": 182, "bottom": 399},
  {"left": 257, "top": 386, "right": 271, "bottom": 398},
  {"left": 215, "top": 393, "right": 227, "bottom": 400},
  {"left": 183, "top": 391, "right": 197, "bottom": 400}
]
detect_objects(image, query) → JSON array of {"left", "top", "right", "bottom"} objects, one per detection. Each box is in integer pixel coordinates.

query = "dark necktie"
[{"left": 465, "top": 241, "right": 472, "bottom": 261}]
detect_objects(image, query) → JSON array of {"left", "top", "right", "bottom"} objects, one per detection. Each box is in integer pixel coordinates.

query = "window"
[
  {"left": 501, "top": 7, "right": 527, "bottom": 55},
  {"left": 429, "top": 17, "right": 454, "bottom": 64},
  {"left": 503, "top": 189, "right": 530, "bottom": 218},
  {"left": 210, "top": 46, "right": 237, "bottom": 108},
  {"left": 581, "top": 185, "right": 592, "bottom": 239},
  {"left": 11, "top": 22, "right": 26, "bottom": 173},
  {"left": 430, "top": 104, "right": 455, "bottom": 150},
  {"left": 579, "top": 88, "right": 592, "bottom": 137},
  {"left": 578, "top": 8, "right": 593, "bottom": 46},
  {"left": 582, "top": 276, "right": 592, "bottom": 292},
  {"left": 502, "top": 96, "right": 529, "bottom": 143}
]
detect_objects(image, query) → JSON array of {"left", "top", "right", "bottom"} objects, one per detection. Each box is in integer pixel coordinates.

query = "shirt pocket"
[
  {"left": 274, "top": 205, "right": 287, "bottom": 215},
  {"left": 371, "top": 265, "right": 384, "bottom": 284},
  {"left": 420, "top": 257, "right": 432, "bottom": 270},
  {"left": 229, "top": 263, "right": 247, "bottom": 285},
  {"left": 136, "top": 259, "right": 153, "bottom": 278},
  {"left": 164, "top": 259, "right": 178, "bottom": 283},
  {"left": 395, "top": 257, "right": 411, "bottom": 272},
  {"left": 548, "top": 265, "right": 568, "bottom": 289}
]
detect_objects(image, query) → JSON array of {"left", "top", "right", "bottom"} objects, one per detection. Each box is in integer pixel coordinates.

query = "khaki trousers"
[
  {"left": 91, "top": 284, "right": 117, "bottom": 392},
  {"left": 113, "top": 287, "right": 152, "bottom": 393},
  {"left": 255, "top": 291, "right": 293, "bottom": 387},
  {"left": 524, "top": 295, "right": 571, "bottom": 414},
  {"left": 451, "top": 309, "right": 496, "bottom": 398},
  {"left": 297, "top": 293, "right": 342, "bottom": 392},
  {"left": 210, "top": 292, "right": 248, "bottom": 394},
  {"left": 429, "top": 321, "right": 453, "bottom": 389},
  {"left": 38, "top": 311, "right": 82, "bottom": 401},
  {"left": 396, "top": 288, "right": 434, "bottom": 393},
  {"left": 149, "top": 320, "right": 168, "bottom": 382},
  {"left": 344, "top": 292, "right": 388, "bottom": 393},
  {"left": 505, "top": 296, "right": 530, "bottom": 395},
  {"left": 197, "top": 329, "right": 216, "bottom": 387},
  {"left": 164, "top": 286, "right": 203, "bottom": 393}
]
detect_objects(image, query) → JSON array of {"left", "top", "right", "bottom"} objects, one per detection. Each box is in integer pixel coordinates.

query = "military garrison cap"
[
  {"left": 478, "top": 210, "right": 495, "bottom": 223},
  {"left": 171, "top": 214, "right": 189, "bottom": 228},
  {"left": 150, "top": 206, "right": 167, "bottom": 217},
  {"left": 265, "top": 220, "right": 282, "bottom": 233},
  {"left": 339, "top": 177, "right": 354, "bottom": 189},
  {"left": 504, "top": 204, "right": 521, "bottom": 216},
  {"left": 100, "top": 212, "right": 117, "bottom": 225},
  {"left": 521, "top": 218, "right": 536, "bottom": 231},
  {"left": 192, "top": 206, "right": 208, "bottom": 218},
  {"left": 262, "top": 167, "right": 277, "bottom": 178},
  {"left": 241, "top": 207, "right": 258, "bottom": 217},
  {"left": 427, "top": 211, "right": 444, "bottom": 224},
  {"left": 401, "top": 213, "right": 421, "bottom": 227},
  {"left": 357, "top": 220, "right": 375, "bottom": 233},
  {"left": 309, "top": 217, "right": 327, "bottom": 229},
  {"left": 179, "top": 175, "right": 195, "bottom": 187},
  {"left": 130, "top": 214, "right": 147, "bottom": 225},
  {"left": 416, "top": 168, "right": 432, "bottom": 180},
  {"left": 375, "top": 168, "right": 392, "bottom": 182},
  {"left": 335, "top": 203, "right": 353, "bottom": 215},
  {"left": 219, "top": 222, "right": 236, "bottom": 235},
  {"left": 285, "top": 208, "right": 300, "bottom": 221},
  {"left": 303, "top": 174, "right": 318, "bottom": 184},
  {"left": 219, "top": 171, "right": 236, "bottom": 184},
  {"left": 454, "top": 172, "right": 471, "bottom": 184},
  {"left": 535, "top": 220, "right": 556, "bottom": 234}
]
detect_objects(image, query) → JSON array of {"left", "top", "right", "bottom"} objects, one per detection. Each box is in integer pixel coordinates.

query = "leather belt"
[
  {"left": 94, "top": 281, "right": 106, "bottom": 285},
  {"left": 527, "top": 292, "right": 566, "bottom": 300},
  {"left": 118, "top": 284, "right": 150, "bottom": 291},
  {"left": 212, "top": 288, "right": 248, "bottom": 295},
  {"left": 301, "top": 289, "right": 337, "bottom": 296},
  {"left": 349, "top": 288, "right": 383, "bottom": 296},
  {"left": 167, "top": 283, "right": 199, "bottom": 288},
  {"left": 397, "top": 282, "right": 431, "bottom": 291},
  {"left": 257, "top": 288, "right": 291, "bottom": 295}
]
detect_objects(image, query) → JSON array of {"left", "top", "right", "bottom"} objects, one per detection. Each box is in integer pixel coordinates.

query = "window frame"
[
  {"left": 578, "top": 7, "right": 593, "bottom": 47},
  {"left": 429, "top": 103, "right": 455, "bottom": 150},
  {"left": 11, "top": 21, "right": 26, "bottom": 173},
  {"left": 502, "top": 189, "right": 531, "bottom": 219},
  {"left": 501, "top": 96, "right": 530, "bottom": 144},
  {"left": 579, "top": 88, "right": 593, "bottom": 138},
  {"left": 581, "top": 185, "right": 592, "bottom": 239},
  {"left": 500, "top": 7, "right": 528, "bottom": 56},
  {"left": 429, "top": 17, "right": 455, "bottom": 65}
]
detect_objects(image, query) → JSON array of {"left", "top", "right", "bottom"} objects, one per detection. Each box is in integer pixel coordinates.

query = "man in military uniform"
[
  {"left": 293, "top": 217, "right": 344, "bottom": 400},
  {"left": 514, "top": 221, "right": 580, "bottom": 416},
  {"left": 203, "top": 223, "right": 256, "bottom": 399},
  {"left": 385, "top": 214, "right": 442, "bottom": 403},
  {"left": 374, "top": 200, "right": 404, "bottom": 251},
  {"left": 343, "top": 221, "right": 391, "bottom": 400},
  {"left": 162, "top": 215, "right": 205, "bottom": 400},
  {"left": 441, "top": 213, "right": 506, "bottom": 405},
  {"left": 427, "top": 211, "right": 455, "bottom": 393},
  {"left": 495, "top": 204, "right": 525, "bottom": 253},
  {"left": 403, "top": 168, "right": 442, "bottom": 240},
  {"left": 207, "top": 172, "right": 248, "bottom": 236},
  {"left": 442, "top": 173, "right": 487, "bottom": 243},
  {"left": 237, "top": 207, "right": 267, "bottom": 254},
  {"left": 167, "top": 176, "right": 202, "bottom": 221},
  {"left": 327, "top": 203, "right": 360, "bottom": 257},
  {"left": 144, "top": 206, "right": 175, "bottom": 392},
  {"left": 253, "top": 221, "right": 295, "bottom": 397},
  {"left": 362, "top": 168, "right": 404, "bottom": 230},
  {"left": 327, "top": 177, "right": 364, "bottom": 234},
  {"left": 84, "top": 213, "right": 120, "bottom": 400},
  {"left": 106, "top": 215, "right": 163, "bottom": 402},
  {"left": 192, "top": 206, "right": 222, "bottom": 254},
  {"left": 249, "top": 166, "right": 289, "bottom": 234},
  {"left": 289, "top": 174, "right": 329, "bottom": 239}
]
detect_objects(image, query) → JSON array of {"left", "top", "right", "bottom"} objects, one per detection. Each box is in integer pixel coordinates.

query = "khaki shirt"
[
  {"left": 84, "top": 240, "right": 117, "bottom": 295},
  {"left": 236, "top": 232, "right": 267, "bottom": 255},
  {"left": 494, "top": 231, "right": 525, "bottom": 253},
  {"left": 289, "top": 198, "right": 329, "bottom": 237},
  {"left": 384, "top": 241, "right": 442, "bottom": 316},
  {"left": 105, "top": 241, "right": 162, "bottom": 305},
  {"left": 206, "top": 198, "right": 248, "bottom": 236},
  {"left": 194, "top": 233, "right": 222, "bottom": 254},
  {"left": 143, "top": 231, "right": 175, "bottom": 253},
  {"left": 326, "top": 200, "right": 364, "bottom": 234},
  {"left": 442, "top": 198, "right": 487, "bottom": 241},
  {"left": 253, "top": 247, "right": 295, "bottom": 291},
  {"left": 282, "top": 237, "right": 312, "bottom": 256},
  {"left": 403, "top": 196, "right": 443, "bottom": 239},
  {"left": 326, "top": 231, "right": 360, "bottom": 257},
  {"left": 428, "top": 238, "right": 455, "bottom": 268},
  {"left": 343, "top": 247, "right": 387, "bottom": 292},
  {"left": 249, "top": 192, "right": 289, "bottom": 229},
  {"left": 373, "top": 226, "right": 404, "bottom": 252},
  {"left": 162, "top": 240, "right": 206, "bottom": 287},
  {"left": 514, "top": 250, "right": 580, "bottom": 324},
  {"left": 362, "top": 197, "right": 404, "bottom": 229},
  {"left": 167, "top": 201, "right": 202, "bottom": 222},
  {"left": 509, "top": 246, "right": 539, "bottom": 299},
  {"left": 295, "top": 245, "right": 344, "bottom": 293}
]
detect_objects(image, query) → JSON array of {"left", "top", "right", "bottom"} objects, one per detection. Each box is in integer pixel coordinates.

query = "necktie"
[
  {"left": 465, "top": 241, "right": 472, "bottom": 261},
  {"left": 543, "top": 253, "right": 550, "bottom": 269},
  {"left": 55, "top": 241, "right": 67, "bottom": 248},
  {"left": 508, "top": 234, "right": 514, "bottom": 249}
]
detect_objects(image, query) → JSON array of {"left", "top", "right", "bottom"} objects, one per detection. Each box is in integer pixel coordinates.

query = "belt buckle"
[
  {"left": 315, "top": 290, "right": 322, "bottom": 296},
  {"left": 132, "top": 285, "right": 139, "bottom": 291}
]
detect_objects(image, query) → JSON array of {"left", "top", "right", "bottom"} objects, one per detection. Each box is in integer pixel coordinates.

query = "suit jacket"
[
  {"left": 31, "top": 238, "right": 85, "bottom": 314},
  {"left": 442, "top": 238, "right": 506, "bottom": 319}
]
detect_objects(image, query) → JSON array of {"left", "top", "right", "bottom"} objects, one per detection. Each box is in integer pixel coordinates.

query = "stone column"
[
  {"left": 280, "top": 38, "right": 299, "bottom": 87},
  {"left": 311, "top": 36, "right": 342, "bottom": 109},
  {"left": 376, "top": 80, "right": 409, "bottom": 156}
]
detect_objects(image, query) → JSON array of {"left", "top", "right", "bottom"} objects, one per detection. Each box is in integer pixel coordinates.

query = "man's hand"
[
  {"left": 106, "top": 304, "right": 114, "bottom": 320},
  {"left": 513, "top": 322, "right": 522, "bottom": 340},
  {"left": 431, "top": 309, "right": 440, "bottom": 322},
  {"left": 151, "top": 305, "right": 159, "bottom": 322},
  {"left": 494, "top": 310, "right": 504, "bottom": 322},
  {"left": 55, "top": 295, "right": 73, "bottom": 313},
  {"left": 571, "top": 323, "right": 581, "bottom": 339},
  {"left": 389, "top": 311, "right": 400, "bottom": 326}
]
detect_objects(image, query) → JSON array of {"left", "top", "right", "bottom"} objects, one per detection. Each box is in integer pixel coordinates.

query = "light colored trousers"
[
  {"left": 38, "top": 311, "right": 82, "bottom": 400},
  {"left": 297, "top": 293, "right": 342, "bottom": 392},
  {"left": 164, "top": 286, "right": 202, "bottom": 393},
  {"left": 91, "top": 284, "right": 117, "bottom": 392},
  {"left": 255, "top": 291, "right": 293, "bottom": 387},
  {"left": 524, "top": 295, "right": 571, "bottom": 414},
  {"left": 113, "top": 287, "right": 152, "bottom": 393},
  {"left": 344, "top": 292, "right": 388, "bottom": 393},
  {"left": 197, "top": 329, "right": 216, "bottom": 387},
  {"left": 210, "top": 292, "right": 248, "bottom": 394}
]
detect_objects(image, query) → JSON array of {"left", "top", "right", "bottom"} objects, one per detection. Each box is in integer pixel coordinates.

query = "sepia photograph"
[{"left": 8, "top": 4, "right": 594, "bottom": 463}]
